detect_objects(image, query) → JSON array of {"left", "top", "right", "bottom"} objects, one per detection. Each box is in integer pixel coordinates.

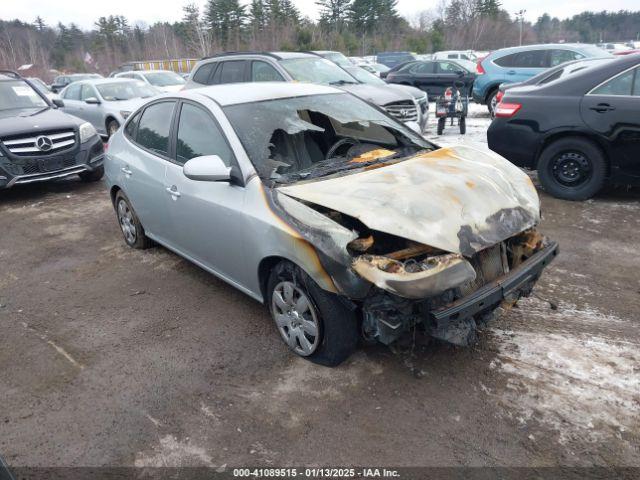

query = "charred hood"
[{"left": 277, "top": 145, "right": 540, "bottom": 257}]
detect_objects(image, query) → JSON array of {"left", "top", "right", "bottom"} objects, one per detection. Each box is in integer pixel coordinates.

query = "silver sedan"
[
  {"left": 59, "top": 78, "right": 159, "bottom": 138},
  {"left": 104, "top": 83, "right": 557, "bottom": 366}
]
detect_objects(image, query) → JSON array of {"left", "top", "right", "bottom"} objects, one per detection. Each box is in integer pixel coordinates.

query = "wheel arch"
[
  {"left": 105, "top": 115, "right": 119, "bottom": 133},
  {"left": 109, "top": 185, "right": 122, "bottom": 206}
]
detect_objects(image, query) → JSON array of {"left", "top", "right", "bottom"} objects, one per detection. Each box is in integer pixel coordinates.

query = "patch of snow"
[{"left": 134, "top": 434, "right": 214, "bottom": 467}]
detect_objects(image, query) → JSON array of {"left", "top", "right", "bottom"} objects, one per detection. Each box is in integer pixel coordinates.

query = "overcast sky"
[{"left": 1, "top": 0, "right": 638, "bottom": 29}]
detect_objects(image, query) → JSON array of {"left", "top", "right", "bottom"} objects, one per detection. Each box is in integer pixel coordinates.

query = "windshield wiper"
[{"left": 29, "top": 106, "right": 51, "bottom": 116}]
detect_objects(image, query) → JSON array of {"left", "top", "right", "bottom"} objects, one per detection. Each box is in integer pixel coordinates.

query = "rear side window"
[
  {"left": 176, "top": 103, "right": 234, "bottom": 166},
  {"left": 136, "top": 102, "right": 175, "bottom": 156},
  {"left": 192, "top": 63, "right": 215, "bottom": 84},
  {"left": 495, "top": 50, "right": 547, "bottom": 68},
  {"left": 219, "top": 61, "right": 246, "bottom": 84},
  {"left": 251, "top": 61, "right": 284, "bottom": 82},
  {"left": 592, "top": 68, "right": 636, "bottom": 96},
  {"left": 64, "top": 83, "right": 81, "bottom": 100},
  {"left": 437, "top": 61, "right": 461, "bottom": 73},
  {"left": 124, "top": 111, "right": 141, "bottom": 139}
]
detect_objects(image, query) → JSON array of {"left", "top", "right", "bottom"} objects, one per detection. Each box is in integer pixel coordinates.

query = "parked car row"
[{"left": 488, "top": 53, "right": 640, "bottom": 200}]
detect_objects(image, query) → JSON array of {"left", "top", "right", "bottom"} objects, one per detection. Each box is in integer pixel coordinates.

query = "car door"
[
  {"left": 80, "top": 84, "right": 105, "bottom": 134},
  {"left": 580, "top": 66, "right": 640, "bottom": 178},
  {"left": 163, "top": 100, "right": 249, "bottom": 284},
  {"left": 60, "top": 83, "right": 82, "bottom": 117},
  {"left": 121, "top": 101, "right": 177, "bottom": 240},
  {"left": 408, "top": 62, "right": 437, "bottom": 94}
]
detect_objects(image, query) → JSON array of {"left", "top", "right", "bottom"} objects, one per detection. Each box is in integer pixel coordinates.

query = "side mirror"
[
  {"left": 52, "top": 98, "right": 65, "bottom": 108},
  {"left": 85, "top": 97, "right": 101, "bottom": 105},
  {"left": 183, "top": 155, "right": 231, "bottom": 182}
]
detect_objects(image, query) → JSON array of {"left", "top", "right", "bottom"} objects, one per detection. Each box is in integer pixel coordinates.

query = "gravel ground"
[{"left": 1, "top": 105, "right": 639, "bottom": 471}]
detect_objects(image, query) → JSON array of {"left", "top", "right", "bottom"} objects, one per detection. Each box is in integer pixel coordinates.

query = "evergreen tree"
[{"left": 317, "top": 0, "right": 352, "bottom": 33}]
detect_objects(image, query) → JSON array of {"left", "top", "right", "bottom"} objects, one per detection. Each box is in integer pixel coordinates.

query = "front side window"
[
  {"left": 176, "top": 103, "right": 233, "bottom": 166},
  {"left": 136, "top": 102, "right": 175, "bottom": 156},
  {"left": 591, "top": 68, "right": 637, "bottom": 96},
  {"left": 63, "top": 83, "right": 81, "bottom": 100},
  {"left": 550, "top": 49, "right": 585, "bottom": 67},
  {"left": 280, "top": 57, "right": 356, "bottom": 85},
  {"left": 80, "top": 84, "right": 97, "bottom": 101},
  {"left": 438, "top": 61, "right": 462, "bottom": 73},
  {"left": 409, "top": 62, "right": 435, "bottom": 74},
  {"left": 0, "top": 80, "right": 48, "bottom": 111},
  {"left": 251, "top": 61, "right": 285, "bottom": 82}
]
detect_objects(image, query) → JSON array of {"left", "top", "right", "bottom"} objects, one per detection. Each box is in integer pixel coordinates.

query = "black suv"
[{"left": 0, "top": 71, "right": 104, "bottom": 190}]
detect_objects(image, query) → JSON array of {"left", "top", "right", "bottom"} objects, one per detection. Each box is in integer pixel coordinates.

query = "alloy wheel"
[
  {"left": 271, "top": 281, "right": 320, "bottom": 356},
  {"left": 117, "top": 199, "right": 137, "bottom": 244}
]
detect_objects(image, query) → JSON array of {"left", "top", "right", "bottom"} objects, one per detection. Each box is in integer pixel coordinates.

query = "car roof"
[
  {"left": 119, "top": 70, "right": 175, "bottom": 75},
  {"left": 202, "top": 51, "right": 315, "bottom": 62},
  {"left": 183, "top": 82, "right": 344, "bottom": 106},
  {"left": 490, "top": 43, "right": 607, "bottom": 57},
  {"left": 71, "top": 78, "right": 142, "bottom": 87}
]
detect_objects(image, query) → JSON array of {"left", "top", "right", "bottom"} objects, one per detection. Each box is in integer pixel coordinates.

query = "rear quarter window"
[{"left": 192, "top": 63, "right": 215, "bottom": 84}]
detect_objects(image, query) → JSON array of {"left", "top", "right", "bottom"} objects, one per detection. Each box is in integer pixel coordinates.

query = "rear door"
[
  {"left": 580, "top": 66, "right": 640, "bottom": 178},
  {"left": 121, "top": 100, "right": 177, "bottom": 240},
  {"left": 61, "top": 83, "right": 83, "bottom": 117},
  {"left": 494, "top": 50, "right": 547, "bottom": 84},
  {"left": 408, "top": 62, "right": 437, "bottom": 94},
  {"left": 163, "top": 100, "right": 249, "bottom": 285}
]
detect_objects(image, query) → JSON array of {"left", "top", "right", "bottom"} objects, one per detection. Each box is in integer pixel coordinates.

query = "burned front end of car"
[{"left": 351, "top": 229, "right": 557, "bottom": 346}]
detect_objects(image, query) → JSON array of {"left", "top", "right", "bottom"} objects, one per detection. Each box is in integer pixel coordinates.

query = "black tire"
[
  {"left": 537, "top": 137, "right": 607, "bottom": 201},
  {"left": 437, "top": 117, "right": 445, "bottom": 135},
  {"left": 79, "top": 165, "right": 104, "bottom": 182},
  {"left": 459, "top": 116, "right": 466, "bottom": 135},
  {"left": 107, "top": 119, "right": 120, "bottom": 138},
  {"left": 267, "top": 261, "right": 358, "bottom": 367},
  {"left": 114, "top": 191, "right": 151, "bottom": 249},
  {"left": 487, "top": 89, "right": 498, "bottom": 117}
]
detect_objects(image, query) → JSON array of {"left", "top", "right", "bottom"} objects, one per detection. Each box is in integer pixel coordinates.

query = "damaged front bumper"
[{"left": 362, "top": 241, "right": 559, "bottom": 346}]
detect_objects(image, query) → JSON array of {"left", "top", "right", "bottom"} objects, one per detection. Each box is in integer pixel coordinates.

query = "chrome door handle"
[
  {"left": 166, "top": 186, "right": 181, "bottom": 198},
  {"left": 121, "top": 166, "right": 132, "bottom": 176},
  {"left": 590, "top": 103, "right": 616, "bottom": 113}
]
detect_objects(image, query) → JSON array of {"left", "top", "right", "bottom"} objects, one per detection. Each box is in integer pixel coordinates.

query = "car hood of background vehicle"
[
  {"left": 277, "top": 145, "right": 540, "bottom": 257},
  {"left": 0, "top": 108, "right": 81, "bottom": 136},
  {"left": 104, "top": 98, "right": 147, "bottom": 113},
  {"left": 387, "top": 83, "right": 427, "bottom": 100},
  {"left": 338, "top": 83, "right": 413, "bottom": 106}
]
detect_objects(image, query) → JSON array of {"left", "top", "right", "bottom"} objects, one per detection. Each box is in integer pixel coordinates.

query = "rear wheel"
[
  {"left": 107, "top": 119, "right": 120, "bottom": 138},
  {"left": 114, "top": 191, "right": 151, "bottom": 249},
  {"left": 459, "top": 116, "right": 466, "bottom": 134},
  {"left": 267, "top": 261, "right": 358, "bottom": 366},
  {"left": 437, "top": 117, "right": 445, "bottom": 135},
  {"left": 487, "top": 89, "right": 498, "bottom": 117},
  {"left": 537, "top": 137, "right": 607, "bottom": 201}
]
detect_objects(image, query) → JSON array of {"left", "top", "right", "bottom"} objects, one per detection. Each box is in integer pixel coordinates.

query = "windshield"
[
  {"left": 344, "top": 67, "right": 386, "bottom": 86},
  {"left": 29, "top": 78, "right": 50, "bottom": 91},
  {"left": 143, "top": 71, "right": 185, "bottom": 87},
  {"left": 280, "top": 58, "right": 357, "bottom": 85},
  {"left": 323, "top": 52, "right": 351, "bottom": 67},
  {"left": 96, "top": 81, "right": 158, "bottom": 101},
  {"left": 224, "top": 93, "right": 434, "bottom": 184},
  {"left": 0, "top": 80, "right": 48, "bottom": 111}
]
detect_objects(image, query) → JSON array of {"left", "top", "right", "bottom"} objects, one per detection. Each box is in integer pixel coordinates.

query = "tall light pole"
[{"left": 515, "top": 10, "right": 526, "bottom": 46}]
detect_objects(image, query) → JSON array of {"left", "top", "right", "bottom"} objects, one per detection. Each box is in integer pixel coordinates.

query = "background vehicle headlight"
[
  {"left": 79, "top": 122, "right": 97, "bottom": 143},
  {"left": 120, "top": 111, "right": 132, "bottom": 119}
]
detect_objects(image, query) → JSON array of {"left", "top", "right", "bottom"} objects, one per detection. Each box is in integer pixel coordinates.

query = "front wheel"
[
  {"left": 537, "top": 137, "right": 607, "bottom": 201},
  {"left": 79, "top": 165, "right": 104, "bottom": 182},
  {"left": 267, "top": 261, "right": 358, "bottom": 366}
]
